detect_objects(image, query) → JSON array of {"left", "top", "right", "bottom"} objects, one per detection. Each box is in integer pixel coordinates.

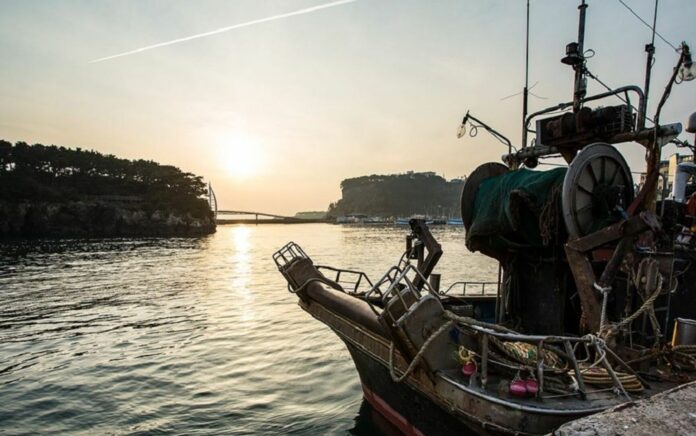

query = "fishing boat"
[{"left": 274, "top": 2, "right": 696, "bottom": 434}]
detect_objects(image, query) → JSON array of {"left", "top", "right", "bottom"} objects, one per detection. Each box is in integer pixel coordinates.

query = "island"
[
  {"left": 327, "top": 171, "right": 465, "bottom": 219},
  {"left": 0, "top": 140, "right": 215, "bottom": 238}
]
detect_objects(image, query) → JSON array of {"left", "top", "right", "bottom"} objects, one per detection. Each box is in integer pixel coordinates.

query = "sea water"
[{"left": 0, "top": 224, "right": 497, "bottom": 435}]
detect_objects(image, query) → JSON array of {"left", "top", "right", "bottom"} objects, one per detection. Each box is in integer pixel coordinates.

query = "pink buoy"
[
  {"left": 461, "top": 360, "right": 477, "bottom": 377},
  {"left": 509, "top": 379, "right": 527, "bottom": 397},
  {"left": 525, "top": 378, "right": 539, "bottom": 396}
]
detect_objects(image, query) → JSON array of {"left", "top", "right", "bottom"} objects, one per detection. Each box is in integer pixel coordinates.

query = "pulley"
[{"left": 561, "top": 143, "right": 634, "bottom": 237}]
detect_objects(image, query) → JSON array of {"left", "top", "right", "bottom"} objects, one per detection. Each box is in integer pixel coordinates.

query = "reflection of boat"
[
  {"left": 447, "top": 217, "right": 464, "bottom": 226},
  {"left": 275, "top": 2, "right": 696, "bottom": 434}
]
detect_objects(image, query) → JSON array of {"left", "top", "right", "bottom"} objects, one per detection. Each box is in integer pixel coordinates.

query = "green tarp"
[{"left": 466, "top": 168, "right": 567, "bottom": 255}]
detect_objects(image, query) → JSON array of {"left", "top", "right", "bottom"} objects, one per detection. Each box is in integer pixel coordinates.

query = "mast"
[
  {"left": 640, "top": 0, "right": 659, "bottom": 129},
  {"left": 572, "top": 0, "right": 588, "bottom": 112},
  {"left": 521, "top": 0, "right": 530, "bottom": 148}
]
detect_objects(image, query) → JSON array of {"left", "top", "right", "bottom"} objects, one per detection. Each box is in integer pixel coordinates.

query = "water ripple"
[{"left": 0, "top": 225, "right": 496, "bottom": 434}]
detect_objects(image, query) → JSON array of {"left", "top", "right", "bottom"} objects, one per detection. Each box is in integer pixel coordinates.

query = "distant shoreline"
[
  {"left": 0, "top": 140, "right": 216, "bottom": 240},
  {"left": 0, "top": 200, "right": 216, "bottom": 239}
]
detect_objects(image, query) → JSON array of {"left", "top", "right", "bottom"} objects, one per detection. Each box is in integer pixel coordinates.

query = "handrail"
[
  {"left": 452, "top": 319, "right": 632, "bottom": 400},
  {"left": 442, "top": 281, "right": 500, "bottom": 296},
  {"left": 316, "top": 265, "right": 374, "bottom": 294},
  {"left": 520, "top": 85, "right": 646, "bottom": 150}
]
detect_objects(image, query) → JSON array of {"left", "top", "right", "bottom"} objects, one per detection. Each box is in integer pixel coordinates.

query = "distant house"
[{"left": 638, "top": 153, "right": 694, "bottom": 197}]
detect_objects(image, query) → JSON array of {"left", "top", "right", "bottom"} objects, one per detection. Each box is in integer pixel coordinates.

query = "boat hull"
[
  {"left": 344, "top": 339, "right": 484, "bottom": 436},
  {"left": 300, "top": 296, "right": 597, "bottom": 435}
]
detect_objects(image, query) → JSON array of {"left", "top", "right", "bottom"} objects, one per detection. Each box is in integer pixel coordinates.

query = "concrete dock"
[{"left": 554, "top": 381, "right": 696, "bottom": 435}]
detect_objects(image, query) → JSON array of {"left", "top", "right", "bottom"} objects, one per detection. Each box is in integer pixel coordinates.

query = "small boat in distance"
[{"left": 447, "top": 217, "right": 464, "bottom": 226}]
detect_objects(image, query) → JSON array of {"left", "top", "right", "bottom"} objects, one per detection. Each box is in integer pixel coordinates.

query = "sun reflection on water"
[{"left": 229, "top": 225, "right": 255, "bottom": 322}]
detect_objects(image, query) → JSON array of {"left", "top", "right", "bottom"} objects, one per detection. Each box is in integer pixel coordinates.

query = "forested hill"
[
  {"left": 327, "top": 172, "right": 465, "bottom": 218},
  {"left": 0, "top": 140, "right": 215, "bottom": 238}
]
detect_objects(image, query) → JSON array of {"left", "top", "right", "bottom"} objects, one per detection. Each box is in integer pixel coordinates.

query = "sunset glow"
[{"left": 216, "top": 134, "right": 265, "bottom": 179}]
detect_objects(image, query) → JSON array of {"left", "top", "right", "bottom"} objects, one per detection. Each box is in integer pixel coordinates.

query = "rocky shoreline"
[{"left": 0, "top": 201, "right": 216, "bottom": 239}]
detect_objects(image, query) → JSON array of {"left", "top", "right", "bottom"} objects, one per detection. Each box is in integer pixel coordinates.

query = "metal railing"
[
  {"left": 272, "top": 241, "right": 308, "bottom": 269},
  {"left": 365, "top": 262, "right": 441, "bottom": 323},
  {"left": 369, "top": 259, "right": 641, "bottom": 402},
  {"left": 316, "top": 265, "right": 373, "bottom": 295},
  {"left": 442, "top": 281, "right": 500, "bottom": 296}
]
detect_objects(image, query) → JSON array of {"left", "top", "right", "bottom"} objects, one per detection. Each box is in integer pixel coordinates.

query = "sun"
[{"left": 215, "top": 134, "right": 265, "bottom": 178}]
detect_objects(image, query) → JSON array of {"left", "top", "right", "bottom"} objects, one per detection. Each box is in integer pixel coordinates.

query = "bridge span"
[
  {"left": 215, "top": 210, "right": 327, "bottom": 224},
  {"left": 208, "top": 185, "right": 326, "bottom": 224}
]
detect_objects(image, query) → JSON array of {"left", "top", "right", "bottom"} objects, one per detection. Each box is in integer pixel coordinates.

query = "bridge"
[
  {"left": 215, "top": 210, "right": 325, "bottom": 224},
  {"left": 217, "top": 210, "right": 294, "bottom": 220},
  {"left": 208, "top": 183, "right": 326, "bottom": 224}
]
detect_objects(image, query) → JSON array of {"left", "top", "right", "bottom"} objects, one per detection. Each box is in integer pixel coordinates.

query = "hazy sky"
[{"left": 1, "top": 0, "right": 695, "bottom": 215}]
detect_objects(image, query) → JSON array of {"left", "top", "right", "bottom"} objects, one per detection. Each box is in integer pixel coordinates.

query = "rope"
[
  {"left": 443, "top": 310, "right": 516, "bottom": 334},
  {"left": 600, "top": 274, "right": 663, "bottom": 340},
  {"left": 388, "top": 320, "right": 455, "bottom": 383}
]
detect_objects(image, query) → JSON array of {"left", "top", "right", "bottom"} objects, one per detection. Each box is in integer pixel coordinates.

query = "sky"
[{"left": 1, "top": 0, "right": 695, "bottom": 215}]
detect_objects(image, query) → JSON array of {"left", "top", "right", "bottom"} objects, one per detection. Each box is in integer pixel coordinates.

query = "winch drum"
[{"left": 561, "top": 143, "right": 634, "bottom": 237}]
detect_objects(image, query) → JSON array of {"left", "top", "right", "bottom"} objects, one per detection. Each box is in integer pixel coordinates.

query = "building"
[{"left": 638, "top": 152, "right": 694, "bottom": 198}]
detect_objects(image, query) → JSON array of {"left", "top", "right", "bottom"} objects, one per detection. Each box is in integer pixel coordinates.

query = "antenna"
[
  {"left": 573, "top": 0, "right": 588, "bottom": 112},
  {"left": 521, "top": 0, "right": 530, "bottom": 148},
  {"left": 640, "top": 0, "right": 659, "bottom": 128}
]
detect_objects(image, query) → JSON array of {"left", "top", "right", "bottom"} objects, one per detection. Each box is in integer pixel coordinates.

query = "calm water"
[{"left": 0, "top": 224, "right": 497, "bottom": 435}]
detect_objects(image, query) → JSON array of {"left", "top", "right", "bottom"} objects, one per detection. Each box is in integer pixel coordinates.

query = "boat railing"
[
  {"left": 369, "top": 255, "right": 639, "bottom": 402},
  {"left": 456, "top": 321, "right": 643, "bottom": 401},
  {"left": 272, "top": 241, "right": 308, "bottom": 270},
  {"left": 315, "top": 265, "right": 374, "bottom": 295},
  {"left": 365, "top": 262, "right": 441, "bottom": 324},
  {"left": 442, "top": 281, "right": 500, "bottom": 296}
]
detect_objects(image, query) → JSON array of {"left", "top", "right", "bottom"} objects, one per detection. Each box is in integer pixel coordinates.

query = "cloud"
[{"left": 89, "top": 0, "right": 357, "bottom": 63}]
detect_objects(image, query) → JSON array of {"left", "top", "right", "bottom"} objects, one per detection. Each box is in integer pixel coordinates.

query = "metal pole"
[
  {"left": 641, "top": 0, "right": 659, "bottom": 128},
  {"left": 522, "top": 0, "right": 530, "bottom": 148},
  {"left": 495, "top": 264, "right": 503, "bottom": 323},
  {"left": 573, "top": 0, "right": 588, "bottom": 113}
]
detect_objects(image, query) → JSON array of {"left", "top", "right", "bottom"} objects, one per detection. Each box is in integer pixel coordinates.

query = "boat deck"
[{"left": 438, "top": 369, "right": 679, "bottom": 414}]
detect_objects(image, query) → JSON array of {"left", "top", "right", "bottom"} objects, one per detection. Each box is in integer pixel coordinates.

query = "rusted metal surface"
[
  {"left": 564, "top": 247, "right": 603, "bottom": 332},
  {"left": 407, "top": 219, "right": 442, "bottom": 290},
  {"left": 564, "top": 212, "right": 661, "bottom": 332},
  {"left": 565, "top": 212, "right": 658, "bottom": 253}
]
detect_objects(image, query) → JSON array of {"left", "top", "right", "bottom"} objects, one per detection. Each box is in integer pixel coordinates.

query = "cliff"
[
  {"left": 0, "top": 201, "right": 215, "bottom": 238},
  {"left": 327, "top": 172, "right": 465, "bottom": 218}
]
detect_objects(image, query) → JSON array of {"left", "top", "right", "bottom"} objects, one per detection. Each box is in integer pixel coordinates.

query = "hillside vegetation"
[
  {"left": 0, "top": 140, "right": 215, "bottom": 238},
  {"left": 327, "top": 172, "right": 464, "bottom": 218}
]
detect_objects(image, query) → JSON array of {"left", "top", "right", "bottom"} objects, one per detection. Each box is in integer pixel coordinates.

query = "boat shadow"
[{"left": 349, "top": 399, "right": 402, "bottom": 436}]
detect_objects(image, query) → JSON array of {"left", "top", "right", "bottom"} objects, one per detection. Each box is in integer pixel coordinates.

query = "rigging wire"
[
  {"left": 500, "top": 81, "right": 545, "bottom": 101},
  {"left": 616, "top": 0, "right": 678, "bottom": 52},
  {"left": 584, "top": 67, "right": 656, "bottom": 125}
]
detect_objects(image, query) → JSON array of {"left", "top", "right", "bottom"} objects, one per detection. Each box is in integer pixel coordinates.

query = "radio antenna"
[
  {"left": 640, "top": 0, "right": 659, "bottom": 127},
  {"left": 521, "top": 0, "right": 530, "bottom": 147}
]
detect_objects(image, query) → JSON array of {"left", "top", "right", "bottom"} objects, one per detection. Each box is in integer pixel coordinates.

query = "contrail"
[{"left": 89, "top": 0, "right": 356, "bottom": 63}]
